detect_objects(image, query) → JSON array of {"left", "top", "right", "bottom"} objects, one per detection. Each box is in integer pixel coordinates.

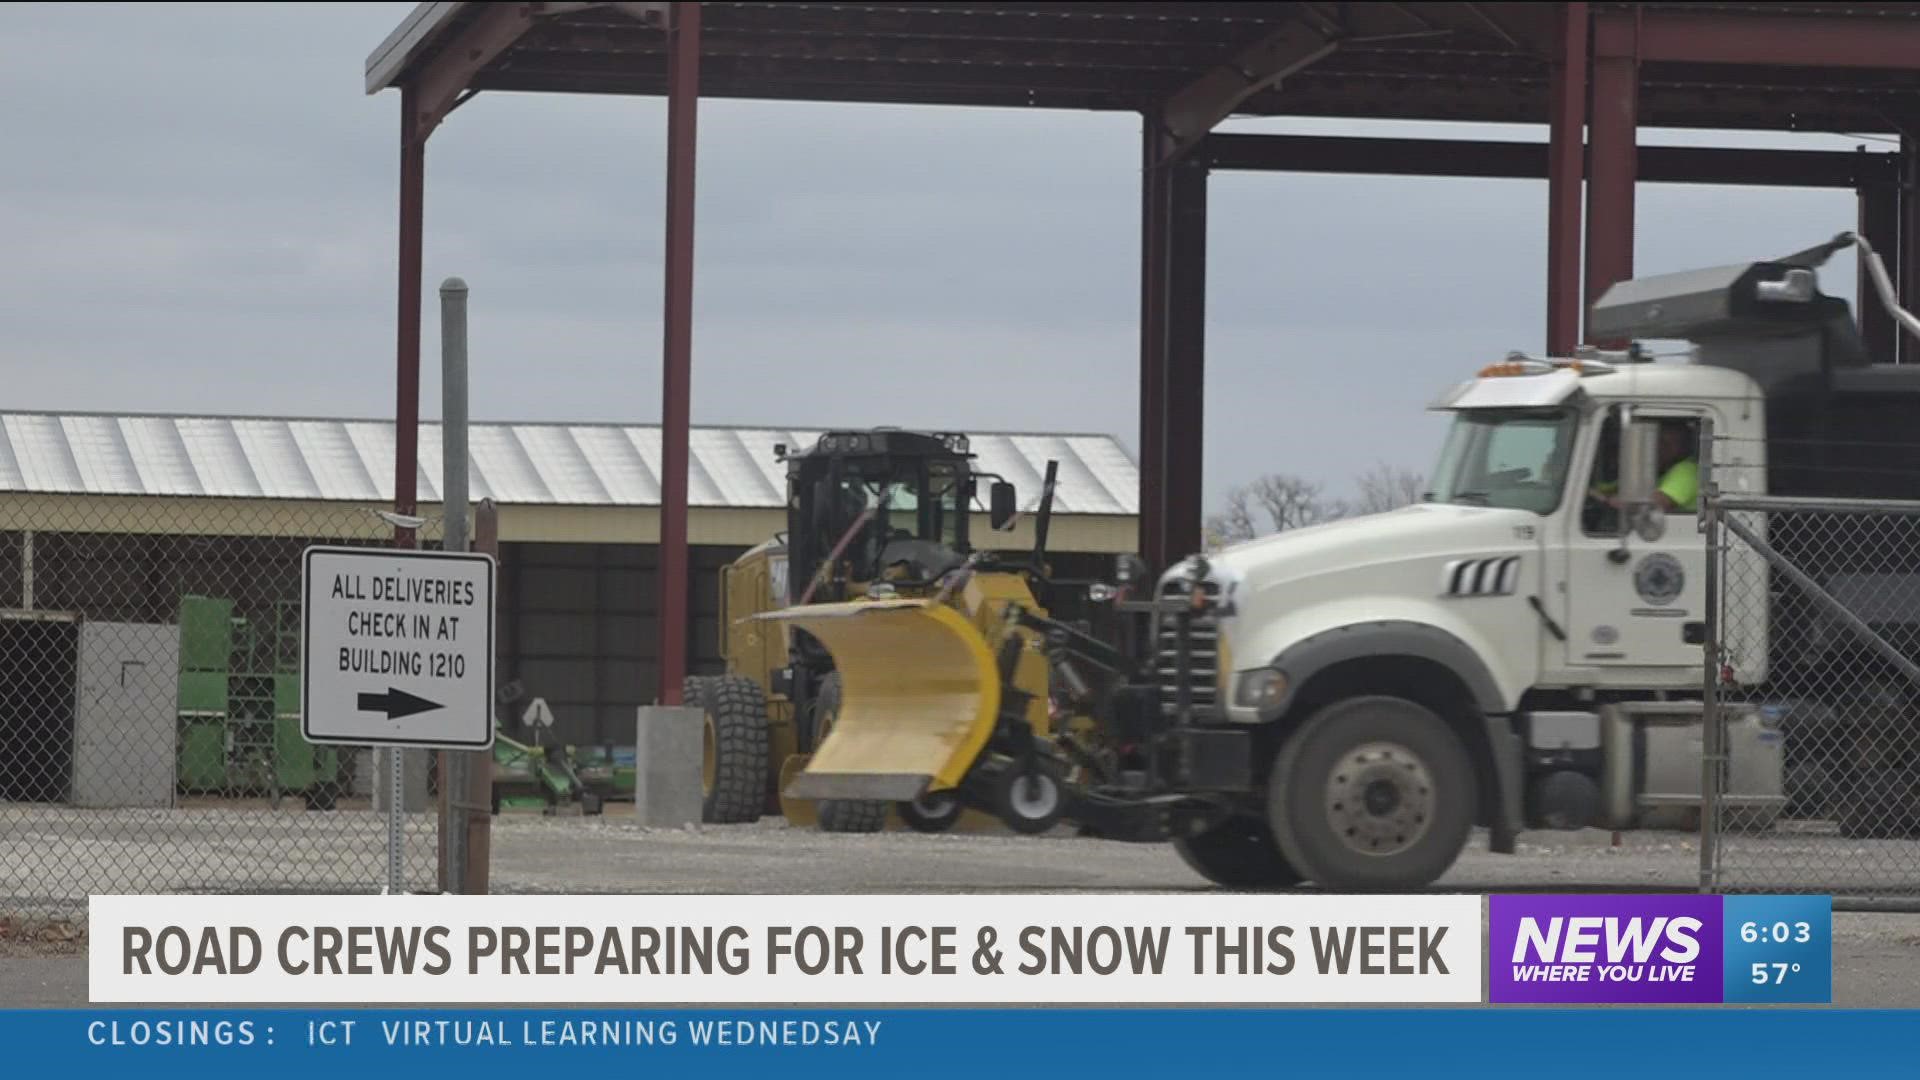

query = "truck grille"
[{"left": 1155, "top": 577, "right": 1220, "bottom": 719}]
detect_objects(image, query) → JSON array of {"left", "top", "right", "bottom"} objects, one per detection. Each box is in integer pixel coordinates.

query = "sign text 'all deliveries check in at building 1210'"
[{"left": 300, "top": 546, "right": 496, "bottom": 751}]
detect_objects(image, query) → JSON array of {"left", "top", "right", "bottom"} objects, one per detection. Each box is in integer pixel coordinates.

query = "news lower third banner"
[
  {"left": 88, "top": 894, "right": 1481, "bottom": 1004},
  {"left": 85, "top": 892, "right": 1833, "bottom": 1007}
]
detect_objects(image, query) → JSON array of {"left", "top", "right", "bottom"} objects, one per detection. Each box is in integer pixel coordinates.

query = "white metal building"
[{"left": 0, "top": 412, "right": 1139, "bottom": 746}]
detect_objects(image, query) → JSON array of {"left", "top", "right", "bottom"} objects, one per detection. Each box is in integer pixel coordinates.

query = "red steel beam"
[
  {"left": 1160, "top": 17, "right": 1338, "bottom": 160},
  {"left": 657, "top": 1, "right": 700, "bottom": 706},
  {"left": 1199, "top": 134, "right": 1896, "bottom": 189},
  {"left": 1585, "top": 35, "right": 1637, "bottom": 343},
  {"left": 1601, "top": 10, "right": 1920, "bottom": 70},
  {"left": 411, "top": 2, "right": 539, "bottom": 136},
  {"left": 1546, "top": 2, "right": 1587, "bottom": 355},
  {"left": 394, "top": 85, "right": 426, "bottom": 550}
]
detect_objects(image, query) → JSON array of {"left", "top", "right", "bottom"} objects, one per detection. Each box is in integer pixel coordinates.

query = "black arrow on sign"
[{"left": 357, "top": 688, "right": 443, "bottom": 719}]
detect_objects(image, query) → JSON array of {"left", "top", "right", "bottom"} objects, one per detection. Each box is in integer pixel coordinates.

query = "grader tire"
[
  {"left": 812, "top": 672, "right": 888, "bottom": 834},
  {"left": 696, "top": 675, "right": 770, "bottom": 825}
]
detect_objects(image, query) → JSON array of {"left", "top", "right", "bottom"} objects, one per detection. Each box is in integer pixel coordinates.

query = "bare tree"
[
  {"left": 1205, "top": 464, "right": 1425, "bottom": 549},
  {"left": 1203, "top": 487, "right": 1259, "bottom": 547},
  {"left": 1249, "top": 474, "right": 1344, "bottom": 533},
  {"left": 1351, "top": 462, "right": 1427, "bottom": 516},
  {"left": 1205, "top": 474, "right": 1345, "bottom": 549}
]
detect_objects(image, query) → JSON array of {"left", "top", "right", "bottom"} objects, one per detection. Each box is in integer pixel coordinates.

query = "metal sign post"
[
  {"left": 441, "top": 276, "right": 473, "bottom": 894},
  {"left": 301, "top": 545, "right": 496, "bottom": 896}
]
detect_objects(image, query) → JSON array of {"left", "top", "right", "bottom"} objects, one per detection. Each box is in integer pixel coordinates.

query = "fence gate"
[{"left": 1703, "top": 485, "right": 1920, "bottom": 905}]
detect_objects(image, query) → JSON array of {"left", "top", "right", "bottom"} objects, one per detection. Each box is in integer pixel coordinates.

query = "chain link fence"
[
  {"left": 1703, "top": 453, "right": 1920, "bottom": 904},
  {"left": 0, "top": 498, "right": 445, "bottom": 923}
]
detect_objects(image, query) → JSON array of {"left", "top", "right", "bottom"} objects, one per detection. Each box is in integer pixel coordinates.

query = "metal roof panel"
[{"left": 0, "top": 413, "right": 1138, "bottom": 514}]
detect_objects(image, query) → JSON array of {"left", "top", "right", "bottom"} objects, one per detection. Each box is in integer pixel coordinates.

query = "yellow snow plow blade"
[{"left": 753, "top": 599, "right": 1001, "bottom": 803}]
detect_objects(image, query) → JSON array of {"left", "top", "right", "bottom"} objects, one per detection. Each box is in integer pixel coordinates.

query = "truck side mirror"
[
  {"left": 990, "top": 481, "right": 1017, "bottom": 531},
  {"left": 1618, "top": 418, "right": 1659, "bottom": 509},
  {"left": 1613, "top": 416, "right": 1667, "bottom": 549}
]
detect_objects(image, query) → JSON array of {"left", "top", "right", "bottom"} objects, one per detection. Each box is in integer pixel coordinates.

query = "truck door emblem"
[{"left": 1634, "top": 553, "right": 1685, "bottom": 606}]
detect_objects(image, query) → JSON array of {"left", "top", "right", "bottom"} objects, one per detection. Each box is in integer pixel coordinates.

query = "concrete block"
[
  {"left": 633, "top": 705, "right": 704, "bottom": 827},
  {"left": 372, "top": 748, "right": 432, "bottom": 813}
]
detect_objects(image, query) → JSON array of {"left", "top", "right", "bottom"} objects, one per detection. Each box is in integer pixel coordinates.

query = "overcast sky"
[{"left": 0, "top": 2, "right": 1881, "bottom": 511}]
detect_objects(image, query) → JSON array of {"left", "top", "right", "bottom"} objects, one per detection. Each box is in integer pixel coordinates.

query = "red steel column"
[
  {"left": 1163, "top": 157, "right": 1207, "bottom": 563},
  {"left": 1902, "top": 131, "right": 1920, "bottom": 365},
  {"left": 394, "top": 85, "right": 426, "bottom": 550},
  {"left": 1586, "top": 16, "right": 1638, "bottom": 342},
  {"left": 658, "top": 1, "right": 700, "bottom": 706},
  {"left": 1859, "top": 177, "right": 1900, "bottom": 364},
  {"left": 1546, "top": 2, "right": 1589, "bottom": 354},
  {"left": 1139, "top": 121, "right": 1171, "bottom": 573}
]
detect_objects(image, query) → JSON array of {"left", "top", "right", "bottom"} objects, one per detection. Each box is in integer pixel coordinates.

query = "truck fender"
[{"left": 1263, "top": 620, "right": 1523, "bottom": 854}]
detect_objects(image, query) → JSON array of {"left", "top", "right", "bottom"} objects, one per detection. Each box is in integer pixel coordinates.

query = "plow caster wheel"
[
  {"left": 899, "top": 790, "right": 964, "bottom": 834},
  {"left": 994, "top": 762, "right": 1066, "bottom": 836}
]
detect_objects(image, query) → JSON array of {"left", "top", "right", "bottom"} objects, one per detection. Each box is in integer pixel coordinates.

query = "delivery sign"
[{"left": 1488, "top": 895, "right": 1723, "bottom": 1004}]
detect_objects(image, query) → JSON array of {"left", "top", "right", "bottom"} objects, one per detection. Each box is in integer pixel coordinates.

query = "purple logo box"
[{"left": 1489, "top": 895, "right": 1723, "bottom": 1004}]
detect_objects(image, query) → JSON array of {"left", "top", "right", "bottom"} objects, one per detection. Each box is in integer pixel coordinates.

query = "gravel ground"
[{"left": 5, "top": 804, "right": 1920, "bottom": 1006}]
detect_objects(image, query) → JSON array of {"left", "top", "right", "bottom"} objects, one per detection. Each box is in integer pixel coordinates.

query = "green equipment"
[{"left": 175, "top": 594, "right": 344, "bottom": 808}]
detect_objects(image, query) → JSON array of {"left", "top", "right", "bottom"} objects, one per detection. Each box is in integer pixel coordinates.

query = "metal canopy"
[
  {"left": 369, "top": 2, "right": 1920, "bottom": 133},
  {"left": 365, "top": 0, "right": 1920, "bottom": 706}
]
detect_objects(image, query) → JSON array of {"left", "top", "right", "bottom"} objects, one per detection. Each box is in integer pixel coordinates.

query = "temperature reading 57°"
[
  {"left": 1739, "top": 921, "right": 1812, "bottom": 945},
  {"left": 1752, "top": 962, "right": 1802, "bottom": 986}
]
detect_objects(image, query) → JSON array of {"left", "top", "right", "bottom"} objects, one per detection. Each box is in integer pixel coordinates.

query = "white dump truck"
[
  {"left": 766, "top": 233, "right": 1920, "bottom": 892},
  {"left": 1148, "top": 231, "right": 1920, "bottom": 890}
]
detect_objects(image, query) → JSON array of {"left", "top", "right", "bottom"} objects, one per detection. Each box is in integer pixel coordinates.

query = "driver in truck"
[{"left": 1590, "top": 419, "right": 1699, "bottom": 514}]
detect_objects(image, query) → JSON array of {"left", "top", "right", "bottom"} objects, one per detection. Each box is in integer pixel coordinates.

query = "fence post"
[
  {"left": 466, "top": 499, "right": 498, "bottom": 894},
  {"left": 1697, "top": 418, "right": 1722, "bottom": 894}
]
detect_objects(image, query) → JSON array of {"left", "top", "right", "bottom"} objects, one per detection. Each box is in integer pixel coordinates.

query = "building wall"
[
  {"left": 0, "top": 525, "right": 1129, "bottom": 751},
  {"left": 495, "top": 542, "right": 1119, "bottom": 749}
]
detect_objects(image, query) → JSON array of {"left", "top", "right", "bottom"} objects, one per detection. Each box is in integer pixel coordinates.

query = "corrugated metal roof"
[{"left": 0, "top": 413, "right": 1138, "bottom": 515}]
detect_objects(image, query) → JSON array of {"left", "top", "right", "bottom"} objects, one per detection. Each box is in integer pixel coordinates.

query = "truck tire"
[
  {"left": 696, "top": 675, "right": 770, "bottom": 825},
  {"left": 1267, "top": 695, "right": 1475, "bottom": 892},
  {"left": 812, "top": 672, "right": 888, "bottom": 834},
  {"left": 1172, "top": 816, "right": 1305, "bottom": 889}
]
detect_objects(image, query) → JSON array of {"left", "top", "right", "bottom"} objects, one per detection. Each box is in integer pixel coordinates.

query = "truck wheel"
[
  {"left": 898, "top": 790, "right": 964, "bottom": 834},
  {"left": 1172, "top": 816, "right": 1305, "bottom": 889},
  {"left": 812, "top": 673, "right": 888, "bottom": 834},
  {"left": 1268, "top": 695, "right": 1475, "bottom": 892},
  {"left": 695, "top": 675, "right": 770, "bottom": 825}
]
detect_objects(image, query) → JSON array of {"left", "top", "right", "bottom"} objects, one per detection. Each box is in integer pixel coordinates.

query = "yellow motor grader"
[{"left": 686, "top": 428, "right": 1108, "bottom": 832}]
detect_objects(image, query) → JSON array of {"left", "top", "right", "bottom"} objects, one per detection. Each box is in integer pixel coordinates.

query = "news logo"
[
  {"left": 1488, "top": 894, "right": 1831, "bottom": 1005},
  {"left": 1489, "top": 895, "right": 1722, "bottom": 1004}
]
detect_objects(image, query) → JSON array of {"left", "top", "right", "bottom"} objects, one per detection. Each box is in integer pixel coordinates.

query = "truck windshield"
[{"left": 1427, "top": 408, "right": 1577, "bottom": 514}]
